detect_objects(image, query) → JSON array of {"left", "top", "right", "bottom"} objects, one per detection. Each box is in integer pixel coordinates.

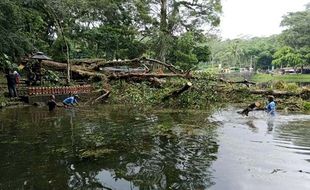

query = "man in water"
[
  {"left": 266, "top": 96, "right": 276, "bottom": 116},
  {"left": 47, "top": 95, "right": 57, "bottom": 111},
  {"left": 63, "top": 95, "right": 79, "bottom": 108}
]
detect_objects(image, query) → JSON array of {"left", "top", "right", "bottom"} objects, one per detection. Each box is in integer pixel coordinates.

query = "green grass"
[{"left": 251, "top": 74, "right": 310, "bottom": 83}]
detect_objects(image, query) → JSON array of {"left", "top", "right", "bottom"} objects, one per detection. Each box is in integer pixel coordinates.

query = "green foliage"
[
  {"left": 0, "top": 0, "right": 34, "bottom": 60},
  {"left": 252, "top": 74, "right": 310, "bottom": 83},
  {"left": 256, "top": 51, "right": 273, "bottom": 70},
  {"left": 272, "top": 46, "right": 303, "bottom": 68},
  {"left": 169, "top": 32, "right": 212, "bottom": 70},
  {"left": 43, "top": 70, "right": 60, "bottom": 84},
  {"left": 210, "top": 36, "right": 279, "bottom": 70},
  {"left": 50, "top": 37, "right": 72, "bottom": 62},
  {"left": 280, "top": 5, "right": 310, "bottom": 54},
  {"left": 108, "top": 76, "right": 232, "bottom": 109},
  {"left": 304, "top": 101, "right": 310, "bottom": 111},
  {"left": 272, "top": 80, "right": 287, "bottom": 90},
  {"left": 0, "top": 54, "right": 18, "bottom": 71},
  {"left": 271, "top": 81, "right": 302, "bottom": 93},
  {"left": 193, "top": 45, "right": 211, "bottom": 63},
  {"left": 279, "top": 5, "right": 310, "bottom": 66},
  {"left": 285, "top": 83, "right": 300, "bottom": 93}
]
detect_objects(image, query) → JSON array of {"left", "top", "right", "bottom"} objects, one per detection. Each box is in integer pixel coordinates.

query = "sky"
[{"left": 219, "top": 0, "right": 309, "bottom": 39}]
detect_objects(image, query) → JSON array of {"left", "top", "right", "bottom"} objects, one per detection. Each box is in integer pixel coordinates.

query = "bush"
[
  {"left": 272, "top": 80, "right": 287, "bottom": 90},
  {"left": 304, "top": 101, "right": 310, "bottom": 111},
  {"left": 285, "top": 83, "right": 299, "bottom": 93}
]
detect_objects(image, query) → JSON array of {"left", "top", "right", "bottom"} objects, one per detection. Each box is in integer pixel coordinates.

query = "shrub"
[
  {"left": 285, "top": 83, "right": 299, "bottom": 93},
  {"left": 304, "top": 101, "right": 310, "bottom": 111},
  {"left": 272, "top": 80, "right": 287, "bottom": 90}
]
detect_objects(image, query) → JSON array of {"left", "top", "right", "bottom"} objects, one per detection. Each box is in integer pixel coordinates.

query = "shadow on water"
[{"left": 0, "top": 106, "right": 219, "bottom": 190}]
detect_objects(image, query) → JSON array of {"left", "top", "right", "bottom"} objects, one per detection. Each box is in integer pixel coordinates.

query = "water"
[{"left": 0, "top": 105, "right": 309, "bottom": 190}]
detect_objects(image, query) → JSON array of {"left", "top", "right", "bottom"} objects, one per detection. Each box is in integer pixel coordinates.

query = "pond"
[{"left": 0, "top": 105, "right": 309, "bottom": 190}]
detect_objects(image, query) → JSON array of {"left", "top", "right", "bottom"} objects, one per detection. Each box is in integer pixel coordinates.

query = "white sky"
[{"left": 219, "top": 0, "right": 309, "bottom": 39}]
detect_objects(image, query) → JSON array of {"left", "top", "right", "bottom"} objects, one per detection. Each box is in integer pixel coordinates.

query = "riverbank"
[{"left": 1, "top": 74, "right": 310, "bottom": 112}]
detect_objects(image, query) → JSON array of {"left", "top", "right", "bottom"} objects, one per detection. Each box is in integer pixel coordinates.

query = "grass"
[{"left": 251, "top": 74, "right": 310, "bottom": 83}]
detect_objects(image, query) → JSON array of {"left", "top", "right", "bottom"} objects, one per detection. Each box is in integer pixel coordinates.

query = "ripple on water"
[{"left": 209, "top": 107, "right": 310, "bottom": 190}]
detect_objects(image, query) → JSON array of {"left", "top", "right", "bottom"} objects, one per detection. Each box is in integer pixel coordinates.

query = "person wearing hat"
[
  {"left": 266, "top": 96, "right": 276, "bottom": 116},
  {"left": 63, "top": 95, "right": 79, "bottom": 108}
]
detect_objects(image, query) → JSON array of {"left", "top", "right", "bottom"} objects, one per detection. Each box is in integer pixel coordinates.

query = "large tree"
[
  {"left": 0, "top": 0, "right": 222, "bottom": 71},
  {"left": 135, "top": 0, "right": 222, "bottom": 63},
  {"left": 272, "top": 46, "right": 303, "bottom": 69},
  {"left": 280, "top": 3, "right": 310, "bottom": 65}
]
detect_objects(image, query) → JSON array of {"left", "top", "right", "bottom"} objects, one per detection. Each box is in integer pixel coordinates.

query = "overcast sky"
[{"left": 219, "top": 0, "right": 309, "bottom": 39}]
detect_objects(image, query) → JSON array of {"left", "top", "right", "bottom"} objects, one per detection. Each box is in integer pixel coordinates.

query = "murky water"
[{"left": 0, "top": 105, "right": 309, "bottom": 190}]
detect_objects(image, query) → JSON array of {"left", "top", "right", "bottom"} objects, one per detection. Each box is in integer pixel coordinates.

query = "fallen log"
[
  {"left": 108, "top": 73, "right": 192, "bottom": 80},
  {"left": 83, "top": 89, "right": 110, "bottom": 105},
  {"left": 219, "top": 78, "right": 256, "bottom": 87},
  {"left": 92, "top": 90, "right": 110, "bottom": 104},
  {"left": 91, "top": 57, "right": 184, "bottom": 74},
  {"left": 162, "top": 82, "right": 192, "bottom": 101},
  {"left": 71, "top": 58, "right": 106, "bottom": 66},
  {"left": 118, "top": 76, "right": 166, "bottom": 87},
  {"left": 237, "top": 102, "right": 262, "bottom": 116},
  {"left": 91, "top": 57, "right": 143, "bottom": 70},
  {"left": 148, "top": 77, "right": 166, "bottom": 87},
  {"left": 141, "top": 57, "right": 184, "bottom": 74},
  {"left": 42, "top": 60, "right": 107, "bottom": 78}
]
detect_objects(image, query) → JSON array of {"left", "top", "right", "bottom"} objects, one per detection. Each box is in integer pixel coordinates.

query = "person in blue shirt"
[
  {"left": 266, "top": 96, "right": 276, "bottom": 116},
  {"left": 63, "top": 95, "right": 79, "bottom": 108}
]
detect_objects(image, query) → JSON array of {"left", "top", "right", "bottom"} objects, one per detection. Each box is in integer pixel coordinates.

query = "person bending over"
[{"left": 63, "top": 95, "right": 79, "bottom": 108}]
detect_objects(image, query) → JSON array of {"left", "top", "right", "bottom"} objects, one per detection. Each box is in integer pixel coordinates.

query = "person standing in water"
[
  {"left": 47, "top": 95, "right": 57, "bottom": 111},
  {"left": 266, "top": 96, "right": 276, "bottom": 116}
]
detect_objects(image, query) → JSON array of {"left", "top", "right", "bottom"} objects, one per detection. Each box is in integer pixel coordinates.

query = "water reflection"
[
  {"left": 0, "top": 106, "right": 218, "bottom": 189},
  {"left": 1, "top": 106, "right": 310, "bottom": 189}
]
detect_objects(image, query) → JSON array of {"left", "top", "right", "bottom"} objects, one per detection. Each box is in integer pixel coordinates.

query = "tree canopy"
[
  {"left": 0, "top": 0, "right": 222, "bottom": 71},
  {"left": 0, "top": 0, "right": 309, "bottom": 71}
]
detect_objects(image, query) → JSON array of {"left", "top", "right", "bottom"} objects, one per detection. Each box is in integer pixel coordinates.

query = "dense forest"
[{"left": 0, "top": 0, "right": 309, "bottom": 71}]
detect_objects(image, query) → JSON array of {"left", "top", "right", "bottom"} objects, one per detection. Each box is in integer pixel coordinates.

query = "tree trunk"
[
  {"left": 162, "top": 82, "right": 192, "bottom": 101},
  {"left": 158, "top": 0, "right": 168, "bottom": 62},
  {"left": 41, "top": 60, "right": 106, "bottom": 78}
]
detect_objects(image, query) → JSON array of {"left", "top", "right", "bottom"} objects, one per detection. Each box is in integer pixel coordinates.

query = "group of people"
[{"left": 47, "top": 94, "right": 79, "bottom": 111}]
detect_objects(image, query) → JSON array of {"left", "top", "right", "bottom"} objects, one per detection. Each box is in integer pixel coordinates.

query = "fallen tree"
[
  {"left": 83, "top": 89, "right": 110, "bottom": 105},
  {"left": 42, "top": 60, "right": 107, "bottom": 78},
  {"left": 162, "top": 82, "right": 192, "bottom": 101},
  {"left": 219, "top": 78, "right": 256, "bottom": 87},
  {"left": 90, "top": 57, "right": 184, "bottom": 74},
  {"left": 108, "top": 72, "right": 192, "bottom": 80},
  {"left": 41, "top": 59, "right": 188, "bottom": 80},
  {"left": 92, "top": 90, "right": 110, "bottom": 104}
]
